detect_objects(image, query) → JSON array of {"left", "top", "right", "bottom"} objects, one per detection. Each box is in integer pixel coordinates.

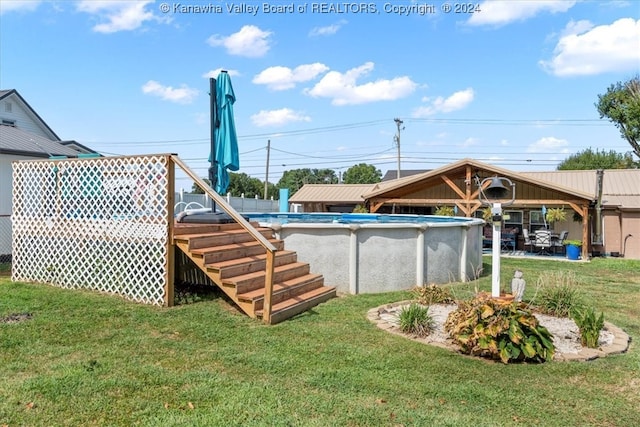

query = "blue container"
[{"left": 566, "top": 244, "right": 581, "bottom": 260}]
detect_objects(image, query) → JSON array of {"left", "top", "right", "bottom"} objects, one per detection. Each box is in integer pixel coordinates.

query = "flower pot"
[{"left": 566, "top": 244, "right": 581, "bottom": 260}]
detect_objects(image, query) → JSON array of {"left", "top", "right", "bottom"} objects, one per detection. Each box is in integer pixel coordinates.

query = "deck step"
[
  {"left": 223, "top": 262, "right": 311, "bottom": 294},
  {"left": 182, "top": 228, "right": 274, "bottom": 250},
  {"left": 255, "top": 286, "right": 337, "bottom": 324},
  {"left": 207, "top": 250, "right": 298, "bottom": 279},
  {"left": 191, "top": 239, "right": 285, "bottom": 264},
  {"left": 173, "top": 222, "right": 258, "bottom": 236},
  {"left": 237, "top": 273, "right": 325, "bottom": 309}
]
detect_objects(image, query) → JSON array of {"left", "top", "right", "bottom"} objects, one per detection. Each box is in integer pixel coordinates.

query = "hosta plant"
[
  {"left": 398, "top": 304, "right": 435, "bottom": 338},
  {"left": 572, "top": 307, "right": 605, "bottom": 348},
  {"left": 445, "top": 293, "right": 555, "bottom": 364}
]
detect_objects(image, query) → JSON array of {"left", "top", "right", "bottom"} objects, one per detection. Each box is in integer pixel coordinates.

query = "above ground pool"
[{"left": 247, "top": 213, "right": 484, "bottom": 295}]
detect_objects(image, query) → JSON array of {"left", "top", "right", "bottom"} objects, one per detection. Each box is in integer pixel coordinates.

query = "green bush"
[
  {"left": 398, "top": 304, "right": 435, "bottom": 338},
  {"left": 434, "top": 206, "right": 455, "bottom": 216},
  {"left": 413, "top": 284, "right": 454, "bottom": 305},
  {"left": 573, "top": 307, "right": 605, "bottom": 348},
  {"left": 534, "top": 271, "right": 583, "bottom": 317},
  {"left": 445, "top": 293, "right": 555, "bottom": 364}
]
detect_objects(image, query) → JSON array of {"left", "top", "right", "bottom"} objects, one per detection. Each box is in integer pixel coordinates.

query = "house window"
[
  {"left": 4, "top": 102, "right": 12, "bottom": 112},
  {"left": 529, "top": 210, "right": 546, "bottom": 232},
  {"left": 1, "top": 118, "right": 16, "bottom": 126},
  {"left": 504, "top": 210, "right": 523, "bottom": 231}
]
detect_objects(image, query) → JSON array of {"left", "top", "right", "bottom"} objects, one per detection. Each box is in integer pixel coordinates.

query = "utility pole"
[
  {"left": 264, "top": 139, "right": 271, "bottom": 199},
  {"left": 394, "top": 118, "right": 404, "bottom": 179}
]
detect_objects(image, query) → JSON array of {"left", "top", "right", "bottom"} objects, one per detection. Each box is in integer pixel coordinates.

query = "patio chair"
[
  {"left": 534, "top": 230, "right": 552, "bottom": 255},
  {"left": 552, "top": 230, "right": 569, "bottom": 255},
  {"left": 522, "top": 229, "right": 533, "bottom": 254}
]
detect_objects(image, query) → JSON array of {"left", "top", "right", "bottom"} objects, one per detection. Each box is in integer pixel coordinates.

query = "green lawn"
[{"left": 1, "top": 257, "right": 639, "bottom": 426}]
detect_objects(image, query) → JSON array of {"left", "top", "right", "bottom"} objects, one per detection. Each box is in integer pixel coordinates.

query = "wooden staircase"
[{"left": 173, "top": 221, "right": 336, "bottom": 324}]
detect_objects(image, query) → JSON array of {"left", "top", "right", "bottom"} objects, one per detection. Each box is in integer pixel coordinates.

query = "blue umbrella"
[{"left": 209, "top": 71, "right": 239, "bottom": 194}]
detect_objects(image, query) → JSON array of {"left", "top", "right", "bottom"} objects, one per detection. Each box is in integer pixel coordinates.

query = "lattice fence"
[{"left": 11, "top": 155, "right": 171, "bottom": 305}]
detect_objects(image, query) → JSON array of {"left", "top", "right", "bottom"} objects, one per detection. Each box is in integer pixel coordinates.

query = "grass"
[{"left": 1, "top": 257, "right": 639, "bottom": 426}]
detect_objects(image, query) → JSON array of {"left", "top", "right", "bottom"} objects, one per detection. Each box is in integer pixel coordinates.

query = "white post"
[{"left": 491, "top": 202, "right": 502, "bottom": 297}]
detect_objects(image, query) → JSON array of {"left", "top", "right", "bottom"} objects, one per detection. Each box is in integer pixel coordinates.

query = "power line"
[{"left": 80, "top": 117, "right": 610, "bottom": 145}]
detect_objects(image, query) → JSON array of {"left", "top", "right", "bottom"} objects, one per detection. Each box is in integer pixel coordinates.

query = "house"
[
  {"left": 289, "top": 159, "right": 640, "bottom": 260},
  {"left": 0, "top": 89, "right": 99, "bottom": 260}
]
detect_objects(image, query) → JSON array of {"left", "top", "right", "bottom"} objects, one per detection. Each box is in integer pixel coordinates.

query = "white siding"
[
  {"left": 0, "top": 154, "right": 39, "bottom": 215},
  {"left": 0, "top": 95, "right": 56, "bottom": 139}
]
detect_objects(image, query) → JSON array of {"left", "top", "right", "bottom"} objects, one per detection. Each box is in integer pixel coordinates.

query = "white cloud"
[
  {"left": 461, "top": 137, "right": 479, "bottom": 148},
  {"left": 141, "top": 80, "right": 198, "bottom": 104},
  {"left": 253, "top": 63, "right": 329, "bottom": 90},
  {"left": 76, "top": 0, "right": 160, "bottom": 33},
  {"left": 202, "top": 69, "right": 241, "bottom": 78},
  {"left": 467, "top": 0, "right": 576, "bottom": 27},
  {"left": 412, "top": 88, "right": 475, "bottom": 117},
  {"left": 250, "top": 108, "right": 311, "bottom": 127},
  {"left": 207, "top": 25, "right": 272, "bottom": 58},
  {"left": 304, "top": 62, "right": 417, "bottom": 105},
  {"left": 527, "top": 136, "right": 570, "bottom": 153},
  {"left": 540, "top": 18, "right": 640, "bottom": 76},
  {"left": 0, "top": 0, "right": 42, "bottom": 15},
  {"left": 309, "top": 20, "right": 347, "bottom": 37}
]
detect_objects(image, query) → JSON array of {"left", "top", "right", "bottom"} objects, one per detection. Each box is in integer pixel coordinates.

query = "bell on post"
[{"left": 484, "top": 177, "right": 509, "bottom": 199}]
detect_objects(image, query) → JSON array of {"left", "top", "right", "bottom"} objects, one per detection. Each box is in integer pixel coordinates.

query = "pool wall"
[{"left": 266, "top": 218, "right": 484, "bottom": 294}]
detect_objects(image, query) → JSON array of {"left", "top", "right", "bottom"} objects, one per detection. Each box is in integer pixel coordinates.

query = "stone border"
[{"left": 367, "top": 301, "right": 631, "bottom": 362}]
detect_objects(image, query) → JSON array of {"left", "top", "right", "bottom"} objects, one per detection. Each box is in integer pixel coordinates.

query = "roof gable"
[
  {"left": 0, "top": 89, "right": 60, "bottom": 140},
  {"left": 365, "top": 158, "right": 595, "bottom": 201}
]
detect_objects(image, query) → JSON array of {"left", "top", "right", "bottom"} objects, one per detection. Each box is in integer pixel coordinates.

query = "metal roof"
[
  {"left": 524, "top": 169, "right": 640, "bottom": 208},
  {"left": 0, "top": 124, "right": 81, "bottom": 157},
  {"left": 289, "top": 184, "right": 374, "bottom": 203}
]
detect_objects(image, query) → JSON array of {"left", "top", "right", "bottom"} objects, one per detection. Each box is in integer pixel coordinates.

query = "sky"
[{"left": 1, "top": 0, "right": 639, "bottom": 188}]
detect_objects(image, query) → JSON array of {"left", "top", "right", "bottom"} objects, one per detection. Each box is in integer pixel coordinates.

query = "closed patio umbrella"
[{"left": 209, "top": 71, "right": 239, "bottom": 195}]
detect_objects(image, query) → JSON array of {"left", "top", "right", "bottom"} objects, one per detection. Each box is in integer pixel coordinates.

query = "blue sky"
[{"left": 1, "top": 0, "right": 639, "bottom": 187}]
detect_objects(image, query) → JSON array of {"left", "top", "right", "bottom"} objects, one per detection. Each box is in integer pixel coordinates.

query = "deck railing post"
[
  {"left": 165, "top": 155, "right": 176, "bottom": 307},
  {"left": 263, "top": 251, "right": 276, "bottom": 324}
]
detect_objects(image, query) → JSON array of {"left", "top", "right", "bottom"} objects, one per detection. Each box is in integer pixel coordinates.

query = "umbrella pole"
[{"left": 209, "top": 77, "right": 218, "bottom": 212}]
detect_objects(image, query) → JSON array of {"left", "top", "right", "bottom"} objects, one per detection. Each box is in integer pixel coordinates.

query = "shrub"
[
  {"left": 573, "top": 307, "right": 605, "bottom": 348},
  {"left": 352, "top": 204, "right": 369, "bottom": 213},
  {"left": 413, "top": 284, "right": 454, "bottom": 305},
  {"left": 434, "top": 206, "right": 455, "bottom": 216},
  {"left": 445, "top": 293, "right": 555, "bottom": 364},
  {"left": 534, "top": 271, "right": 583, "bottom": 317},
  {"left": 398, "top": 304, "right": 435, "bottom": 338}
]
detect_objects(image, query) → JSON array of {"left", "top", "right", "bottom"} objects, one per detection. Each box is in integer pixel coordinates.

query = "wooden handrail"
[{"left": 170, "top": 155, "right": 277, "bottom": 323}]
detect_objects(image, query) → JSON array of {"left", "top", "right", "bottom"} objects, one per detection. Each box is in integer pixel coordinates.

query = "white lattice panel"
[{"left": 11, "top": 155, "right": 171, "bottom": 305}]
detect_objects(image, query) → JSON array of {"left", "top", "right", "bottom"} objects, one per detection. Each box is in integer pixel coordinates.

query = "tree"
[
  {"left": 596, "top": 75, "right": 640, "bottom": 160},
  {"left": 227, "top": 172, "right": 264, "bottom": 198},
  {"left": 277, "top": 168, "right": 338, "bottom": 196},
  {"left": 342, "top": 163, "right": 382, "bottom": 184},
  {"left": 557, "top": 148, "right": 637, "bottom": 170},
  {"left": 189, "top": 173, "right": 278, "bottom": 198}
]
